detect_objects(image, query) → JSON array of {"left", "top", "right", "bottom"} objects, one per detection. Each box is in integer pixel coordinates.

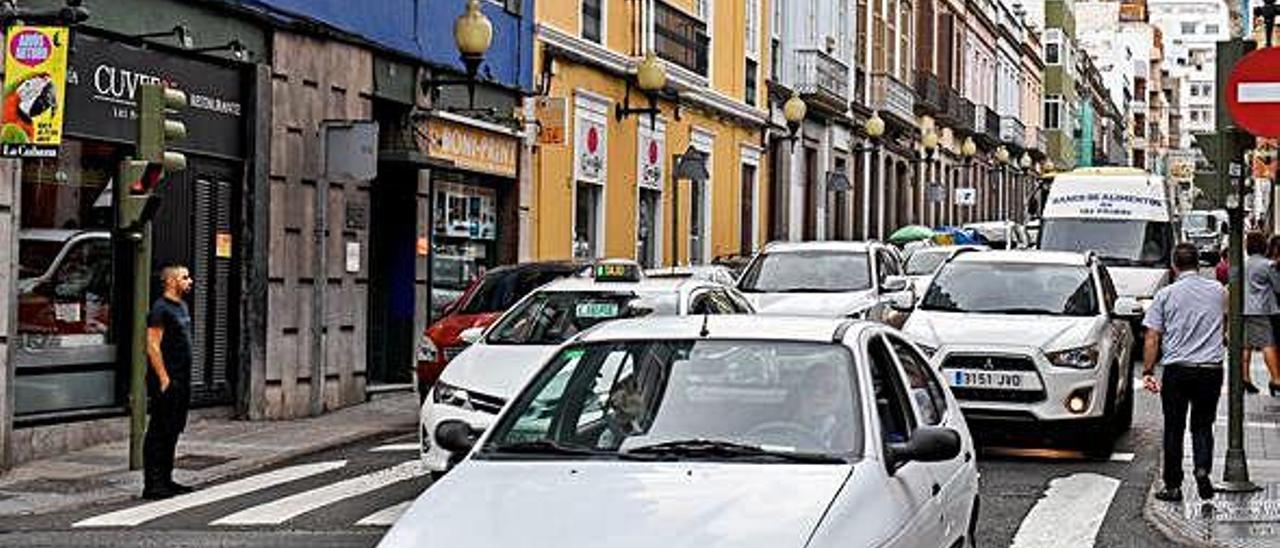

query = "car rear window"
[{"left": 459, "top": 267, "right": 578, "bottom": 315}]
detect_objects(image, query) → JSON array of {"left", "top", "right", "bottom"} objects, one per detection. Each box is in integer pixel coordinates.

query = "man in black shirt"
[{"left": 142, "top": 265, "right": 195, "bottom": 500}]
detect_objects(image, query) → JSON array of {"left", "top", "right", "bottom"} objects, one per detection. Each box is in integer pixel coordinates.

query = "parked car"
[
  {"left": 419, "top": 260, "right": 755, "bottom": 473},
  {"left": 736, "top": 241, "right": 914, "bottom": 327},
  {"left": 1182, "top": 209, "right": 1228, "bottom": 264},
  {"left": 18, "top": 229, "right": 113, "bottom": 337},
  {"left": 902, "top": 245, "right": 987, "bottom": 301},
  {"left": 416, "top": 261, "right": 588, "bottom": 399},
  {"left": 901, "top": 250, "right": 1141, "bottom": 456},
  {"left": 382, "top": 316, "right": 979, "bottom": 548},
  {"left": 644, "top": 264, "right": 738, "bottom": 286},
  {"left": 963, "top": 221, "right": 1030, "bottom": 250}
]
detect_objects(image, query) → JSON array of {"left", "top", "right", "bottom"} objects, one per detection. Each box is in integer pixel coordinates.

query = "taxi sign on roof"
[{"left": 593, "top": 260, "right": 642, "bottom": 282}]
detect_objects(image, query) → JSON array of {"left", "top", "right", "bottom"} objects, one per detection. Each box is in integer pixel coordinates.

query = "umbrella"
[
  {"left": 933, "top": 226, "right": 981, "bottom": 245},
  {"left": 888, "top": 225, "right": 935, "bottom": 245}
]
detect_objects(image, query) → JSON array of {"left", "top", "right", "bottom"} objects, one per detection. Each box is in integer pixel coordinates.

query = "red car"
[{"left": 416, "top": 261, "right": 586, "bottom": 399}]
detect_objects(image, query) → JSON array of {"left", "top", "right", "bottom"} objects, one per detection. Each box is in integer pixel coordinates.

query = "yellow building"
[{"left": 531, "top": 0, "right": 770, "bottom": 266}]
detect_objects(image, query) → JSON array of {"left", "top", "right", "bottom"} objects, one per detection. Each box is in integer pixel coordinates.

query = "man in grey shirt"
[{"left": 1143, "top": 243, "right": 1226, "bottom": 502}]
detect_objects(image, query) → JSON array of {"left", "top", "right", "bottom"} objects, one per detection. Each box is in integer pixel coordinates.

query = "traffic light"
[{"left": 137, "top": 82, "right": 187, "bottom": 185}]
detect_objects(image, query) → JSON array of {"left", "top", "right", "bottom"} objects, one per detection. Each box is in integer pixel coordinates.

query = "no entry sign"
[{"left": 1227, "top": 47, "right": 1280, "bottom": 138}]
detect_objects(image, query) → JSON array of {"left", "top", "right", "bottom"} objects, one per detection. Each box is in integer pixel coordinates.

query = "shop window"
[{"left": 575, "top": 182, "right": 603, "bottom": 260}]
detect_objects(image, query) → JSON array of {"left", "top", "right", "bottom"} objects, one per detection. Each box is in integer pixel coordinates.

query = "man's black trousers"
[
  {"left": 144, "top": 382, "right": 189, "bottom": 490},
  {"left": 1161, "top": 365, "right": 1223, "bottom": 487}
]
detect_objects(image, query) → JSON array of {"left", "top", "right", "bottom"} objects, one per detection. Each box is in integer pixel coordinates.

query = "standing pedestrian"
[
  {"left": 1143, "top": 243, "right": 1226, "bottom": 502},
  {"left": 142, "top": 265, "right": 195, "bottom": 500},
  {"left": 1215, "top": 248, "right": 1230, "bottom": 285},
  {"left": 1243, "top": 232, "right": 1280, "bottom": 395}
]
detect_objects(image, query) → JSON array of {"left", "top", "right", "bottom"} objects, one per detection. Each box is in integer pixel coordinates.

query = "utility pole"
[
  {"left": 120, "top": 83, "right": 187, "bottom": 470},
  {"left": 1195, "top": 38, "right": 1259, "bottom": 492}
]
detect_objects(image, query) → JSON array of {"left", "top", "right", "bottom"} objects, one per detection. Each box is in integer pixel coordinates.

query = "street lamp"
[
  {"left": 422, "top": 0, "right": 494, "bottom": 109},
  {"left": 921, "top": 129, "right": 940, "bottom": 225},
  {"left": 616, "top": 52, "right": 668, "bottom": 129},
  {"left": 962, "top": 137, "right": 977, "bottom": 224},
  {"left": 995, "top": 147, "right": 1010, "bottom": 221},
  {"left": 781, "top": 92, "right": 808, "bottom": 150}
]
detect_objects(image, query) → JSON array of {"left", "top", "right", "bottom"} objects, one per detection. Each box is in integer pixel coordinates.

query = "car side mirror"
[
  {"left": 435, "top": 419, "right": 483, "bottom": 455},
  {"left": 459, "top": 327, "right": 484, "bottom": 345},
  {"left": 882, "top": 275, "right": 909, "bottom": 293},
  {"left": 1113, "top": 297, "right": 1143, "bottom": 318},
  {"left": 886, "top": 427, "right": 962, "bottom": 474},
  {"left": 890, "top": 291, "right": 915, "bottom": 311}
]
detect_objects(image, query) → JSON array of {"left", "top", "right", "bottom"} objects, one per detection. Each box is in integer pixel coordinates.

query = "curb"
[
  {"left": 0, "top": 424, "right": 411, "bottom": 518},
  {"left": 1143, "top": 479, "right": 1222, "bottom": 548}
]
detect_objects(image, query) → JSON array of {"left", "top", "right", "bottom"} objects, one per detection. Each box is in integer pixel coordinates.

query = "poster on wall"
[
  {"left": 1, "top": 26, "right": 69, "bottom": 158},
  {"left": 433, "top": 181, "right": 497, "bottom": 240}
]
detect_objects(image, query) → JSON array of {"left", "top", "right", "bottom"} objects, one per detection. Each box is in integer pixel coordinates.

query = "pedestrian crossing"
[{"left": 73, "top": 441, "right": 429, "bottom": 531}]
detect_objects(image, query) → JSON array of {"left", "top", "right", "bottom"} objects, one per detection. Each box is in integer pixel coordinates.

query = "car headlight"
[
  {"left": 417, "top": 334, "right": 440, "bottom": 363},
  {"left": 1046, "top": 344, "right": 1100, "bottom": 369},
  {"left": 433, "top": 382, "right": 471, "bottom": 408}
]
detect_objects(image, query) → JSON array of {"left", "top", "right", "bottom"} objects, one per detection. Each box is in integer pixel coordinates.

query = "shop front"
[{"left": 13, "top": 32, "right": 247, "bottom": 423}]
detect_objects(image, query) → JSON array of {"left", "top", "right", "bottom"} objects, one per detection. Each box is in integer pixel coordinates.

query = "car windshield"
[
  {"left": 904, "top": 250, "right": 951, "bottom": 276},
  {"left": 738, "top": 251, "right": 871, "bottom": 292},
  {"left": 483, "top": 340, "right": 861, "bottom": 461},
  {"left": 1184, "top": 214, "right": 1210, "bottom": 231},
  {"left": 1039, "top": 219, "right": 1172, "bottom": 267},
  {"left": 486, "top": 291, "right": 679, "bottom": 345},
  {"left": 921, "top": 262, "right": 1098, "bottom": 316},
  {"left": 19, "top": 240, "right": 64, "bottom": 279}
]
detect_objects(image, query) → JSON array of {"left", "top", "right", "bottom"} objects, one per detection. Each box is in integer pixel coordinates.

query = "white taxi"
[
  {"left": 419, "top": 260, "right": 753, "bottom": 473},
  {"left": 382, "top": 316, "right": 979, "bottom": 548},
  {"left": 902, "top": 250, "right": 1141, "bottom": 454}
]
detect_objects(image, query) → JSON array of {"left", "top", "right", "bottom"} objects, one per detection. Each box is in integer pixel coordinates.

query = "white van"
[{"left": 1037, "top": 168, "right": 1179, "bottom": 352}]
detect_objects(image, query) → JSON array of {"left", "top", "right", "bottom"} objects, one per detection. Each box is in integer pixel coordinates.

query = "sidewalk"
[
  {"left": 0, "top": 391, "right": 418, "bottom": 517},
  {"left": 1148, "top": 355, "right": 1280, "bottom": 547}
]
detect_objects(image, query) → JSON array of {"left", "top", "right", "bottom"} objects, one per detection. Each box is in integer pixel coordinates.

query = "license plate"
[{"left": 946, "top": 369, "right": 1042, "bottom": 391}]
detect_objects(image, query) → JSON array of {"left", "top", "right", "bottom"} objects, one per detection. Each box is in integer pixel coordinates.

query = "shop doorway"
[
  {"left": 638, "top": 188, "right": 661, "bottom": 267},
  {"left": 367, "top": 166, "right": 418, "bottom": 386}
]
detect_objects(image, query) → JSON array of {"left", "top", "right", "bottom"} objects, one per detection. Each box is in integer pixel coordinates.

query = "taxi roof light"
[{"left": 593, "top": 259, "right": 643, "bottom": 283}]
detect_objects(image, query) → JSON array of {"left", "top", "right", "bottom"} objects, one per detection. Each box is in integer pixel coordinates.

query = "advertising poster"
[{"left": 2, "top": 26, "right": 69, "bottom": 158}]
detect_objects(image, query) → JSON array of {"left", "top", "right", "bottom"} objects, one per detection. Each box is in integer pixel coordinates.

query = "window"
[
  {"left": 574, "top": 182, "right": 602, "bottom": 259},
  {"left": 654, "top": 1, "right": 709, "bottom": 76},
  {"left": 807, "top": 0, "right": 819, "bottom": 41},
  {"left": 1190, "top": 85, "right": 1200, "bottom": 97},
  {"left": 1181, "top": 22, "right": 1196, "bottom": 34},
  {"left": 1189, "top": 110, "right": 1200, "bottom": 122},
  {"left": 745, "top": 58, "right": 758, "bottom": 105},
  {"left": 1206, "top": 24, "right": 1220, "bottom": 35},
  {"left": 888, "top": 337, "right": 948, "bottom": 425},
  {"left": 1044, "top": 30, "right": 1062, "bottom": 65},
  {"left": 899, "top": 0, "right": 912, "bottom": 81},
  {"left": 582, "top": 0, "right": 602, "bottom": 43},
  {"left": 1044, "top": 95, "right": 1062, "bottom": 130},
  {"left": 856, "top": 0, "right": 869, "bottom": 68},
  {"left": 867, "top": 336, "right": 915, "bottom": 443},
  {"left": 745, "top": 0, "right": 760, "bottom": 58}
]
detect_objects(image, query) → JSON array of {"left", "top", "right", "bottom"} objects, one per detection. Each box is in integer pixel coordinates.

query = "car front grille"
[
  {"left": 468, "top": 390, "right": 506, "bottom": 414},
  {"left": 951, "top": 387, "right": 1047, "bottom": 403},
  {"left": 942, "top": 355, "right": 1038, "bottom": 372}
]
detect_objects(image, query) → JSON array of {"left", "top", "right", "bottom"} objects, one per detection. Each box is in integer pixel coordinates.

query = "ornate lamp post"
[
  {"left": 962, "top": 137, "right": 977, "bottom": 224},
  {"left": 781, "top": 92, "right": 808, "bottom": 150},
  {"left": 422, "top": 0, "right": 494, "bottom": 109},
  {"left": 995, "top": 146, "right": 1010, "bottom": 221},
  {"left": 616, "top": 52, "right": 668, "bottom": 130}
]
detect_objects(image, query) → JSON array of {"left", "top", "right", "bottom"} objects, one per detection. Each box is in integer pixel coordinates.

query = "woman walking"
[{"left": 1243, "top": 232, "right": 1280, "bottom": 395}]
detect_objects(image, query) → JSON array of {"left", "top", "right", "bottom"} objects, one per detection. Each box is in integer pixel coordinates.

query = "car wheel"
[
  {"left": 1082, "top": 366, "right": 1120, "bottom": 459},
  {"left": 1115, "top": 362, "right": 1135, "bottom": 433}
]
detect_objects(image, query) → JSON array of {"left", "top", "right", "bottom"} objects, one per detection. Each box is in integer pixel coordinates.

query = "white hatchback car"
[
  {"left": 382, "top": 316, "right": 979, "bottom": 548},
  {"left": 902, "top": 245, "right": 987, "bottom": 301},
  {"left": 902, "top": 250, "right": 1141, "bottom": 454},
  {"left": 419, "top": 265, "right": 754, "bottom": 473}
]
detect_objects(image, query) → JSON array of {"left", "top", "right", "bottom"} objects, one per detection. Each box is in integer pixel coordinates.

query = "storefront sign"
[
  {"left": 63, "top": 33, "right": 244, "bottom": 158},
  {"left": 535, "top": 96, "right": 567, "bottom": 145},
  {"left": 576, "top": 120, "right": 606, "bottom": 183},
  {"left": 638, "top": 127, "right": 664, "bottom": 191},
  {"left": 424, "top": 117, "right": 518, "bottom": 178},
  {"left": 1, "top": 26, "right": 70, "bottom": 158},
  {"left": 216, "top": 232, "right": 233, "bottom": 259}
]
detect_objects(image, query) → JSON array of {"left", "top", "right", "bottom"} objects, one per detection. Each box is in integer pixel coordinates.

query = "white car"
[
  {"left": 382, "top": 316, "right": 979, "bottom": 548},
  {"left": 902, "top": 245, "right": 987, "bottom": 301},
  {"left": 419, "top": 264, "right": 755, "bottom": 472},
  {"left": 963, "top": 221, "right": 1030, "bottom": 250},
  {"left": 737, "top": 241, "right": 915, "bottom": 326},
  {"left": 902, "top": 250, "right": 1141, "bottom": 455}
]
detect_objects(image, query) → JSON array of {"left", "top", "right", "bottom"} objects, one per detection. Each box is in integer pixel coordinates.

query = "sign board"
[
  {"left": 1227, "top": 47, "right": 1280, "bottom": 138},
  {"left": 955, "top": 187, "right": 977, "bottom": 206},
  {"left": 324, "top": 121, "right": 379, "bottom": 183},
  {"left": 638, "top": 122, "right": 665, "bottom": 191},
  {"left": 1, "top": 26, "right": 70, "bottom": 158},
  {"left": 535, "top": 96, "right": 566, "bottom": 145},
  {"left": 575, "top": 118, "right": 606, "bottom": 183},
  {"left": 424, "top": 116, "right": 518, "bottom": 178}
]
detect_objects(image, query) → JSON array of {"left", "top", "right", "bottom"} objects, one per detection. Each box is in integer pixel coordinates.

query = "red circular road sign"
[{"left": 1227, "top": 47, "right": 1280, "bottom": 138}]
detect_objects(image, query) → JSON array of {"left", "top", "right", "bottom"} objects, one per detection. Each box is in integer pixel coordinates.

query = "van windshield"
[{"left": 1039, "top": 219, "right": 1172, "bottom": 267}]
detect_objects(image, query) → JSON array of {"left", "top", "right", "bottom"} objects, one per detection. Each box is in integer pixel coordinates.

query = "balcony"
[
  {"left": 946, "top": 88, "right": 973, "bottom": 130},
  {"left": 977, "top": 105, "right": 1000, "bottom": 143},
  {"left": 870, "top": 73, "right": 915, "bottom": 125},
  {"left": 914, "top": 72, "right": 944, "bottom": 116},
  {"left": 794, "top": 48, "right": 850, "bottom": 110},
  {"left": 654, "top": 1, "right": 708, "bottom": 76},
  {"left": 1000, "top": 115, "right": 1025, "bottom": 147}
]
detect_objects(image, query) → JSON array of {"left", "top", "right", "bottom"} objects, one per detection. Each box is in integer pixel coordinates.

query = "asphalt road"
[{"left": 0, "top": 389, "right": 1175, "bottom": 547}]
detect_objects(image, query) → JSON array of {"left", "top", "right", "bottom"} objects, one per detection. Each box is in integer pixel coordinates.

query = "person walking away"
[
  {"left": 1216, "top": 248, "right": 1230, "bottom": 285},
  {"left": 1143, "top": 243, "right": 1226, "bottom": 502},
  {"left": 142, "top": 265, "right": 196, "bottom": 500},
  {"left": 1243, "top": 232, "right": 1280, "bottom": 395}
]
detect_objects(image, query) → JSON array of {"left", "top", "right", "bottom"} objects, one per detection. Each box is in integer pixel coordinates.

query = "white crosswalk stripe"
[
  {"left": 73, "top": 460, "right": 348, "bottom": 528},
  {"left": 356, "top": 500, "right": 414, "bottom": 527},
  {"left": 211, "top": 460, "right": 426, "bottom": 526},
  {"left": 369, "top": 443, "right": 420, "bottom": 453},
  {"left": 1010, "top": 473, "right": 1121, "bottom": 548}
]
